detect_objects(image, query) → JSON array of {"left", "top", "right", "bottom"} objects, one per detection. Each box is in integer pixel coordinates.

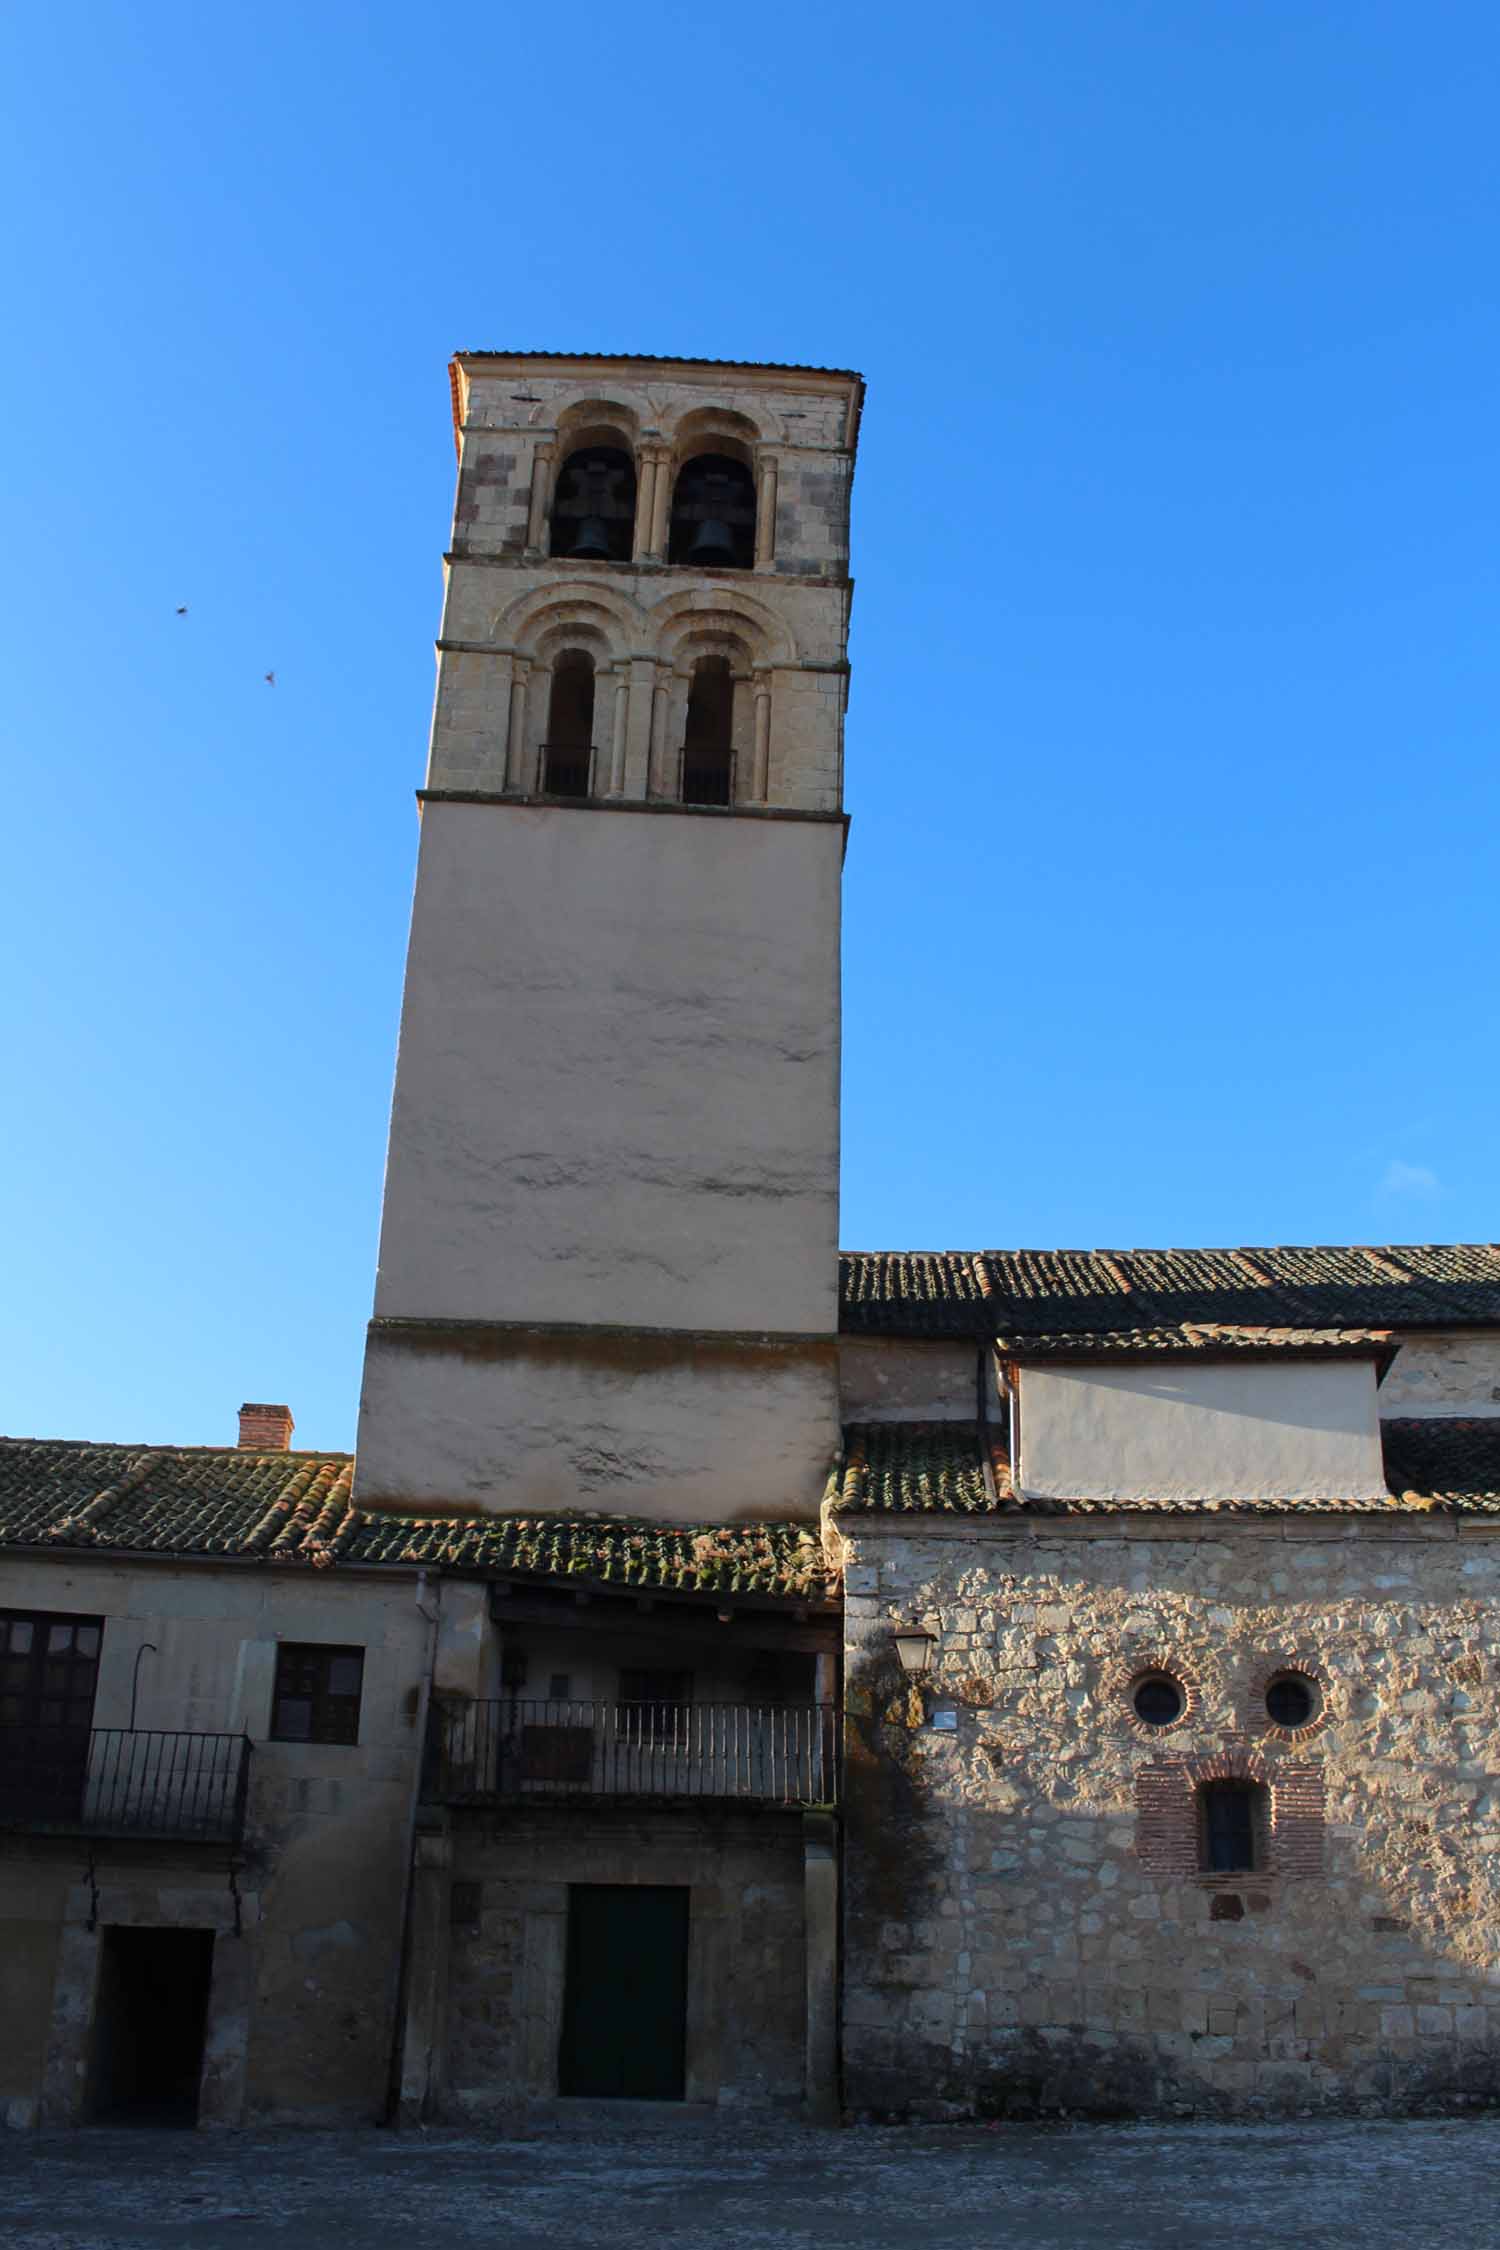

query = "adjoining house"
[{"left": 4, "top": 353, "right": 1499, "bottom": 2126}]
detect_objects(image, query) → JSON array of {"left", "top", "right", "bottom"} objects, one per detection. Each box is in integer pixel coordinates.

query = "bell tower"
[{"left": 356, "top": 352, "right": 863, "bottom": 1522}]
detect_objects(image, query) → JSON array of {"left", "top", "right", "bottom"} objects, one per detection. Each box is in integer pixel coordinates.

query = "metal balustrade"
[
  {"left": 679, "top": 745, "right": 735, "bottom": 807},
  {"left": 0, "top": 1728, "right": 252, "bottom": 1844},
  {"left": 427, "top": 1699, "right": 840, "bottom": 1807},
  {"left": 540, "top": 743, "right": 595, "bottom": 798}
]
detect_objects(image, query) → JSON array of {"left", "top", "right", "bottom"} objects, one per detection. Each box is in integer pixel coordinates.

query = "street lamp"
[{"left": 892, "top": 1625, "right": 936, "bottom": 1677}]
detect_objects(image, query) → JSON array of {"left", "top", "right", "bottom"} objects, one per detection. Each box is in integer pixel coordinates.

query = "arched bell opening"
[
  {"left": 680, "top": 655, "right": 735, "bottom": 807},
  {"left": 543, "top": 652, "right": 596, "bottom": 796},
  {"left": 549, "top": 447, "right": 637, "bottom": 563},
  {"left": 668, "top": 454, "right": 756, "bottom": 570}
]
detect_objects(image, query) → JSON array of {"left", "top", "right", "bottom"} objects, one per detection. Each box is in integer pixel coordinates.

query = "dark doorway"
[
  {"left": 90, "top": 1927, "right": 215, "bottom": 2125},
  {"left": 558, "top": 1884, "right": 689, "bottom": 2099}
]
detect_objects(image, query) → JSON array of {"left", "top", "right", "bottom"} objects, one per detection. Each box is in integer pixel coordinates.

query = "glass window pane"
[
  {"left": 326, "top": 1656, "right": 362, "bottom": 1697},
  {"left": 6, "top": 1622, "right": 33, "bottom": 1654},
  {"left": 74, "top": 1626, "right": 100, "bottom": 1659},
  {"left": 276, "top": 1698, "right": 312, "bottom": 1740},
  {"left": 48, "top": 1625, "right": 75, "bottom": 1653}
]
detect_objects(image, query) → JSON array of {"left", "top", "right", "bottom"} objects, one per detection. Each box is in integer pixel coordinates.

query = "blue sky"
[{"left": 3, "top": 1, "right": 1497, "bottom": 1450}]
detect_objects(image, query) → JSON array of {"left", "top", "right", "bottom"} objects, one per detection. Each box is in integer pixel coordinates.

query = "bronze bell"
[
  {"left": 568, "top": 515, "right": 613, "bottom": 561},
  {"left": 686, "top": 518, "right": 735, "bottom": 566}
]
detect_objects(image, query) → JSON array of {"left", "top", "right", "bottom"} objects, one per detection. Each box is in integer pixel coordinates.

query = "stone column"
[
  {"left": 503, "top": 662, "right": 530, "bottom": 795},
  {"left": 649, "top": 670, "right": 671, "bottom": 798},
  {"left": 521, "top": 660, "right": 549, "bottom": 797},
  {"left": 623, "top": 655, "right": 657, "bottom": 798},
  {"left": 525, "top": 443, "right": 555, "bottom": 552},
  {"left": 607, "top": 665, "right": 631, "bottom": 797},
  {"left": 754, "top": 456, "right": 779, "bottom": 570},
  {"left": 633, "top": 454, "right": 659, "bottom": 561},
  {"left": 750, "top": 674, "right": 774, "bottom": 803},
  {"left": 482, "top": 651, "right": 515, "bottom": 793},
  {"left": 396, "top": 1827, "right": 452, "bottom": 2125},
  {"left": 650, "top": 449, "right": 674, "bottom": 558},
  {"left": 802, "top": 1811, "right": 839, "bottom": 2125}
]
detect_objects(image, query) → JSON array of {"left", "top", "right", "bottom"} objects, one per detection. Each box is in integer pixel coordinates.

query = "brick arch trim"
[{"left": 1136, "top": 1746, "right": 1325, "bottom": 1880}]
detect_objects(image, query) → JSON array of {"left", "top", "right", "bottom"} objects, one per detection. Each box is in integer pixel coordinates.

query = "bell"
[
  {"left": 686, "top": 518, "right": 736, "bottom": 566},
  {"left": 568, "top": 515, "right": 613, "bottom": 561}
]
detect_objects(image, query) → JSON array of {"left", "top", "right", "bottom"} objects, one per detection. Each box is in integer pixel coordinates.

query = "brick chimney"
[{"left": 238, "top": 1402, "right": 295, "bottom": 1452}]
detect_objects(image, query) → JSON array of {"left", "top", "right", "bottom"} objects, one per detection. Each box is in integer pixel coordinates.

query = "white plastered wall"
[
  {"left": 370, "top": 801, "right": 841, "bottom": 1337},
  {"left": 1017, "top": 1358, "right": 1389, "bottom": 1504}
]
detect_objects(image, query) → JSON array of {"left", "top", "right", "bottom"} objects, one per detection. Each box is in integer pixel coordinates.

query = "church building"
[{"left": 3, "top": 351, "right": 1500, "bottom": 2128}]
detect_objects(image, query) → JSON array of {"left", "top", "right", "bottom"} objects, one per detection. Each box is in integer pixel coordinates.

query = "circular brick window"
[
  {"left": 1265, "top": 1671, "right": 1318, "bottom": 1729},
  {"left": 1132, "top": 1672, "right": 1185, "bottom": 1727}
]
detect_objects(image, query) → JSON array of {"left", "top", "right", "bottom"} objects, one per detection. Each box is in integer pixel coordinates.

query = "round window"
[
  {"left": 1132, "top": 1673, "right": 1184, "bottom": 1727},
  {"left": 1266, "top": 1672, "right": 1317, "bottom": 1728}
]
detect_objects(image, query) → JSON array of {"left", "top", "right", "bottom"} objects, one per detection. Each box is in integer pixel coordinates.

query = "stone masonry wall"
[
  {"left": 441, "top": 1808, "right": 807, "bottom": 2116},
  {"left": 1382, "top": 1333, "right": 1500, "bottom": 1416},
  {"left": 840, "top": 1516, "right": 1500, "bottom": 2120}
]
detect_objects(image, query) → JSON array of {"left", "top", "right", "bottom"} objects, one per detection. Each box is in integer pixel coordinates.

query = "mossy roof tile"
[{"left": 0, "top": 1439, "right": 837, "bottom": 1600}]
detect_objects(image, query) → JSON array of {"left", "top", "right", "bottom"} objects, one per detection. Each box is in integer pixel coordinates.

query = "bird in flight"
[
  {"left": 175, "top": 605, "right": 187, "bottom": 616},
  {"left": 264, "top": 671, "right": 276, "bottom": 687}
]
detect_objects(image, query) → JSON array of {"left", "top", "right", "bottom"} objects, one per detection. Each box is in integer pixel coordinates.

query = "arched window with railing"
[
  {"left": 543, "top": 652, "right": 596, "bottom": 797},
  {"left": 549, "top": 447, "right": 637, "bottom": 562},
  {"left": 680, "top": 656, "right": 735, "bottom": 806},
  {"left": 668, "top": 454, "right": 756, "bottom": 569}
]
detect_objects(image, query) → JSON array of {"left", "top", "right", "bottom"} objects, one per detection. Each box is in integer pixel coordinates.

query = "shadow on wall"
[{"left": 839, "top": 1593, "right": 1500, "bottom": 2123}]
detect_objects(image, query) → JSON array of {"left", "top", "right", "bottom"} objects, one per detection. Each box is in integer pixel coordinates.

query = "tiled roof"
[
  {"left": 831, "top": 1418, "right": 1500, "bottom": 1517},
  {"left": 453, "top": 349, "right": 862, "bottom": 381},
  {"left": 839, "top": 1245, "right": 1500, "bottom": 1341},
  {"left": 834, "top": 1423, "right": 1004, "bottom": 1514},
  {"left": 1381, "top": 1420, "right": 1500, "bottom": 1509},
  {"left": 0, "top": 1442, "right": 837, "bottom": 1602}
]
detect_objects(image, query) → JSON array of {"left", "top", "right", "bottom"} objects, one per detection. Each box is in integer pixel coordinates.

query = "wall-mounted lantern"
[{"left": 892, "top": 1625, "right": 936, "bottom": 1678}]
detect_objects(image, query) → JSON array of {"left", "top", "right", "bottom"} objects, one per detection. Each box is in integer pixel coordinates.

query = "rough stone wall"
[
  {"left": 441, "top": 1808, "right": 807, "bottom": 2115},
  {"left": 1382, "top": 1333, "right": 1500, "bottom": 1416},
  {"left": 840, "top": 1516, "right": 1500, "bottom": 2119}
]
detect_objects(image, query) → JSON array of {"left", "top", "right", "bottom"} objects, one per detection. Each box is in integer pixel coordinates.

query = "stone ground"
[{"left": 4, "top": 2114, "right": 1500, "bottom": 2249}]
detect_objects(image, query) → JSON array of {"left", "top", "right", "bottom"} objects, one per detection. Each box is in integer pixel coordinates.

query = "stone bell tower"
[{"left": 356, "top": 352, "right": 864, "bottom": 1522}]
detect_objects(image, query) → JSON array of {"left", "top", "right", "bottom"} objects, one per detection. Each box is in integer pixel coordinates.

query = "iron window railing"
[
  {"left": 540, "top": 744, "right": 595, "bottom": 799},
  {"left": 427, "top": 1699, "right": 840, "bottom": 1807},
  {"left": 0, "top": 1728, "right": 252, "bottom": 1844},
  {"left": 679, "top": 745, "right": 735, "bottom": 807}
]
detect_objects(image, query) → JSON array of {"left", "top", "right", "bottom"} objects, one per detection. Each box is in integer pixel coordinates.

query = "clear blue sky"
[{"left": 3, "top": 1, "right": 1497, "bottom": 1450}]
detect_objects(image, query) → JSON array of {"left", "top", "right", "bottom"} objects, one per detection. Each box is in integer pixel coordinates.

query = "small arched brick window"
[
  {"left": 543, "top": 653, "right": 595, "bottom": 797},
  {"left": 1198, "top": 1779, "right": 1268, "bottom": 1874},
  {"left": 669, "top": 454, "right": 757, "bottom": 569}
]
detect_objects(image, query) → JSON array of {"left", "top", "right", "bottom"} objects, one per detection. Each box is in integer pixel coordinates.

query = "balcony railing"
[
  {"left": 679, "top": 745, "right": 735, "bottom": 807},
  {"left": 540, "top": 743, "right": 595, "bottom": 799},
  {"left": 0, "top": 1729, "right": 252, "bottom": 1844},
  {"left": 428, "top": 1699, "right": 840, "bottom": 1807}
]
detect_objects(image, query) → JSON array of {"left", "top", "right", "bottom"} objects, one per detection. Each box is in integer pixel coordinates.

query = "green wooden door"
[{"left": 558, "top": 1884, "right": 690, "bottom": 2099}]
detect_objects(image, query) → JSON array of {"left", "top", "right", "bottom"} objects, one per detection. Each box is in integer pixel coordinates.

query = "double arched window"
[
  {"left": 549, "top": 447, "right": 637, "bottom": 563},
  {"left": 668, "top": 454, "right": 756, "bottom": 570}
]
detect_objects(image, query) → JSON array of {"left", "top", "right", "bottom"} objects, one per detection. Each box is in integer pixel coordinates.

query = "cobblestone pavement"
[{"left": 3, "top": 2114, "right": 1500, "bottom": 2249}]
